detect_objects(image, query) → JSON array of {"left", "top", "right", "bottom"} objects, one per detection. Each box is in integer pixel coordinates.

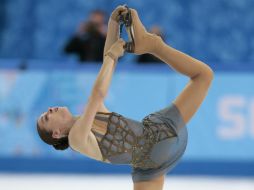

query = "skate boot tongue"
[{"left": 119, "top": 5, "right": 135, "bottom": 53}]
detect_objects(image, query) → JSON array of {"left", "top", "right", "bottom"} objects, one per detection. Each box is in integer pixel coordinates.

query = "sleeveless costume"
[{"left": 91, "top": 104, "right": 188, "bottom": 182}]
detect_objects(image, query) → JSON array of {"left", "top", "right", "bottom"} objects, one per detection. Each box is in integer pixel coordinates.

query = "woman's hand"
[
  {"left": 110, "top": 5, "right": 128, "bottom": 22},
  {"left": 105, "top": 38, "right": 126, "bottom": 61}
]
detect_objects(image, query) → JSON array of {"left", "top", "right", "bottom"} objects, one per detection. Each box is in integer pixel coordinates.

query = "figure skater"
[{"left": 37, "top": 6, "right": 213, "bottom": 190}]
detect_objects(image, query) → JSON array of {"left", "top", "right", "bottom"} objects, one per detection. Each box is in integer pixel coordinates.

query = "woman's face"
[{"left": 37, "top": 107, "right": 73, "bottom": 138}]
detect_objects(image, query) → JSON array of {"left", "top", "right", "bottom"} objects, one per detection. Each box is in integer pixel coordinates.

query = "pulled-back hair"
[{"left": 36, "top": 122, "right": 69, "bottom": 150}]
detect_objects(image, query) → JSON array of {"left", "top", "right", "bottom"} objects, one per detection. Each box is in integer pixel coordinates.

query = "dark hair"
[{"left": 37, "top": 122, "right": 69, "bottom": 151}]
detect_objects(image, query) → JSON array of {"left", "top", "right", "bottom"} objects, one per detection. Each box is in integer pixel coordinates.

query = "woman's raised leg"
[{"left": 130, "top": 9, "right": 214, "bottom": 124}]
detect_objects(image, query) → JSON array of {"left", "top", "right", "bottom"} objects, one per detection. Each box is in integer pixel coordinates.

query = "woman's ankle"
[{"left": 147, "top": 34, "right": 163, "bottom": 54}]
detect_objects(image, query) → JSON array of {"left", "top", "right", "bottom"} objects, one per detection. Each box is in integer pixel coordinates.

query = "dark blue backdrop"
[{"left": 0, "top": 0, "right": 254, "bottom": 64}]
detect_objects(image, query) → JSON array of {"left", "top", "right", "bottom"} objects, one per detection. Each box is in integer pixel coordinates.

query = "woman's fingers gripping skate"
[{"left": 111, "top": 5, "right": 128, "bottom": 22}]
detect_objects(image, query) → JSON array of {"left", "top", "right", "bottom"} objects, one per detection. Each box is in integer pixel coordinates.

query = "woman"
[{"left": 37, "top": 6, "right": 213, "bottom": 190}]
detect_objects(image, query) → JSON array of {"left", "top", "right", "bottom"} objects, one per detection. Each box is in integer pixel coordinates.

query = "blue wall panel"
[{"left": 0, "top": 64, "right": 254, "bottom": 174}]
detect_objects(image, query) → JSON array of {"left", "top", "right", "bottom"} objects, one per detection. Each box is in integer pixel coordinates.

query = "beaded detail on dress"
[
  {"left": 93, "top": 112, "right": 137, "bottom": 159},
  {"left": 92, "top": 112, "right": 176, "bottom": 169},
  {"left": 133, "top": 114, "right": 176, "bottom": 168}
]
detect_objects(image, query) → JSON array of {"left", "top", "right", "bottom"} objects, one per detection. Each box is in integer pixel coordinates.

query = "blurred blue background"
[
  {"left": 1, "top": 0, "right": 254, "bottom": 63},
  {"left": 0, "top": 0, "right": 254, "bottom": 176}
]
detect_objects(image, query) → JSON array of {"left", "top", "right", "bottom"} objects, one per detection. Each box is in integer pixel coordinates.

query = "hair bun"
[{"left": 52, "top": 137, "right": 69, "bottom": 150}]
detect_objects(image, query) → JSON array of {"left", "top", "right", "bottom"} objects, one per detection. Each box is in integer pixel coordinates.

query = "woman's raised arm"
[
  {"left": 103, "top": 6, "right": 127, "bottom": 56},
  {"left": 69, "top": 39, "right": 125, "bottom": 148}
]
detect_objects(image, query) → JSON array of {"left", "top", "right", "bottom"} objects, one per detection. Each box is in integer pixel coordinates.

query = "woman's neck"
[{"left": 65, "top": 115, "right": 80, "bottom": 135}]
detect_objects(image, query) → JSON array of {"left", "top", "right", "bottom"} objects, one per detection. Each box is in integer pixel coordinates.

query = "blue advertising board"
[{"left": 0, "top": 68, "right": 253, "bottom": 175}]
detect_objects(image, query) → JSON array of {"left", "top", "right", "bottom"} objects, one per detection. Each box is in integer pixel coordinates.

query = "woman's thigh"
[{"left": 133, "top": 175, "right": 165, "bottom": 190}]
